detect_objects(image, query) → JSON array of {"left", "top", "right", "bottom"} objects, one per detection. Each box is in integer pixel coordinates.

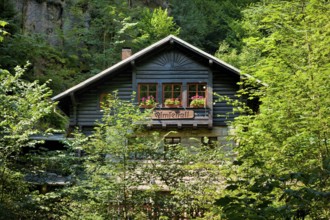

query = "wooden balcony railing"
[{"left": 143, "top": 107, "right": 212, "bottom": 129}]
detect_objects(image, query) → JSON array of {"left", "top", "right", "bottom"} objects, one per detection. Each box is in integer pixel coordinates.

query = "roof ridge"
[{"left": 52, "top": 35, "right": 242, "bottom": 101}]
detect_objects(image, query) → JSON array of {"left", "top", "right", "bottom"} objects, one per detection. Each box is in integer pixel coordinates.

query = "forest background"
[
  {"left": 0, "top": 0, "right": 258, "bottom": 95},
  {"left": 0, "top": 0, "right": 329, "bottom": 219}
]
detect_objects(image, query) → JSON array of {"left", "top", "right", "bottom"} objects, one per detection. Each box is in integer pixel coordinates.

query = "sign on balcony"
[{"left": 152, "top": 110, "right": 194, "bottom": 120}]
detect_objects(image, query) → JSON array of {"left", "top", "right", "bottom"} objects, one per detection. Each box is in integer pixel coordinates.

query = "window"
[
  {"left": 164, "top": 137, "right": 181, "bottom": 158},
  {"left": 163, "top": 84, "right": 182, "bottom": 106},
  {"left": 138, "top": 84, "right": 157, "bottom": 104},
  {"left": 99, "top": 93, "right": 109, "bottom": 109},
  {"left": 188, "top": 83, "right": 207, "bottom": 107},
  {"left": 201, "top": 137, "right": 218, "bottom": 148},
  {"left": 164, "top": 137, "right": 181, "bottom": 145}
]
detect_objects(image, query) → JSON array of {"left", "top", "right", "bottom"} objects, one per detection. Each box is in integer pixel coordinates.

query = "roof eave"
[
  {"left": 52, "top": 35, "right": 175, "bottom": 101},
  {"left": 52, "top": 35, "right": 242, "bottom": 101},
  {"left": 169, "top": 35, "right": 241, "bottom": 75}
]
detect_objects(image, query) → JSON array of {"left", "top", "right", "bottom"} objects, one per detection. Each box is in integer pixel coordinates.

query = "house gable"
[
  {"left": 53, "top": 35, "right": 243, "bottom": 132},
  {"left": 137, "top": 49, "right": 206, "bottom": 71},
  {"left": 52, "top": 35, "right": 240, "bottom": 103}
]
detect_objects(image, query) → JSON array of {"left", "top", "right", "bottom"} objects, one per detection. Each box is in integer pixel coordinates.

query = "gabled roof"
[{"left": 52, "top": 35, "right": 241, "bottom": 101}]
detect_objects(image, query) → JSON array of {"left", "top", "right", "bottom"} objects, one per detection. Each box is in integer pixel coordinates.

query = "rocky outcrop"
[
  {"left": 13, "top": 0, "right": 64, "bottom": 46},
  {"left": 10, "top": 0, "right": 169, "bottom": 46}
]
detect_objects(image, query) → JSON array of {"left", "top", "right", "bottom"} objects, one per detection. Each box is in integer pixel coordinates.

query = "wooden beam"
[
  {"left": 208, "top": 108, "right": 213, "bottom": 129},
  {"left": 132, "top": 62, "right": 137, "bottom": 102},
  {"left": 207, "top": 70, "right": 213, "bottom": 109},
  {"left": 182, "top": 83, "right": 187, "bottom": 108}
]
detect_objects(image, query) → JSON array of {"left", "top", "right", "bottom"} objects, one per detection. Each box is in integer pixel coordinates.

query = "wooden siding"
[
  {"left": 136, "top": 50, "right": 207, "bottom": 71},
  {"left": 68, "top": 48, "right": 240, "bottom": 130},
  {"left": 69, "top": 70, "right": 132, "bottom": 126},
  {"left": 145, "top": 108, "right": 211, "bottom": 128},
  {"left": 136, "top": 50, "right": 210, "bottom": 108},
  {"left": 136, "top": 70, "right": 208, "bottom": 80},
  {"left": 213, "top": 70, "right": 240, "bottom": 126}
]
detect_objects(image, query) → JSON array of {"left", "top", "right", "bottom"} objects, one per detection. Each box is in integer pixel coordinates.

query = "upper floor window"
[
  {"left": 163, "top": 84, "right": 182, "bottom": 106},
  {"left": 188, "top": 83, "right": 207, "bottom": 108},
  {"left": 138, "top": 84, "right": 157, "bottom": 107}
]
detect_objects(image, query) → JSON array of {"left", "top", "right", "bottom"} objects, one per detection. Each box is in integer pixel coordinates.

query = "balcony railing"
[{"left": 142, "top": 107, "right": 212, "bottom": 128}]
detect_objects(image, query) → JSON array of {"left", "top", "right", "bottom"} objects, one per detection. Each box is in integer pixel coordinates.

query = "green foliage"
[
  {"left": 215, "top": 40, "right": 261, "bottom": 69},
  {"left": 171, "top": 0, "right": 259, "bottom": 53},
  {"left": 18, "top": 142, "right": 84, "bottom": 220},
  {"left": 65, "top": 2, "right": 180, "bottom": 72},
  {"left": 213, "top": 0, "right": 330, "bottom": 219},
  {"left": 0, "top": 64, "right": 57, "bottom": 218},
  {"left": 62, "top": 93, "right": 224, "bottom": 219},
  {"left": 1, "top": 0, "right": 257, "bottom": 94},
  {"left": 133, "top": 7, "right": 180, "bottom": 48},
  {"left": 0, "top": 1, "right": 181, "bottom": 95},
  {"left": 66, "top": 0, "right": 139, "bottom": 70},
  {"left": 0, "top": 0, "right": 18, "bottom": 35},
  {"left": 0, "top": 31, "right": 87, "bottom": 94},
  {"left": 0, "top": 20, "right": 8, "bottom": 42}
]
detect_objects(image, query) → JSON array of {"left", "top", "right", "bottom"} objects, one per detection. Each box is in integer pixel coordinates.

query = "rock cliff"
[
  {"left": 13, "top": 0, "right": 64, "bottom": 45},
  {"left": 10, "top": 0, "right": 168, "bottom": 46}
]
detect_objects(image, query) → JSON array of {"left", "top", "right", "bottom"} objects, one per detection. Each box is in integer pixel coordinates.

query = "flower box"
[
  {"left": 164, "top": 98, "right": 181, "bottom": 108},
  {"left": 190, "top": 95, "right": 205, "bottom": 108},
  {"left": 140, "top": 96, "right": 157, "bottom": 108},
  {"left": 190, "top": 104, "right": 205, "bottom": 108},
  {"left": 139, "top": 104, "right": 156, "bottom": 109},
  {"left": 165, "top": 104, "right": 180, "bottom": 108}
]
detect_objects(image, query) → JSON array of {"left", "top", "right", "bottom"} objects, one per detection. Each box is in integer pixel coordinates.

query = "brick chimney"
[{"left": 121, "top": 48, "right": 132, "bottom": 60}]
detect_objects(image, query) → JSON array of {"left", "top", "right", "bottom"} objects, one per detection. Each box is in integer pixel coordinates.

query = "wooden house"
[{"left": 52, "top": 35, "right": 243, "bottom": 145}]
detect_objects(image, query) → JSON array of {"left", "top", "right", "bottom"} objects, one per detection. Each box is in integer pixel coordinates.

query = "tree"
[
  {"left": 212, "top": 0, "right": 330, "bottom": 219},
  {"left": 0, "top": 1, "right": 142, "bottom": 94},
  {"left": 0, "top": 20, "right": 8, "bottom": 42},
  {"left": 133, "top": 7, "right": 180, "bottom": 49},
  {"left": 215, "top": 40, "right": 261, "bottom": 69},
  {"left": 62, "top": 92, "right": 224, "bottom": 219},
  {"left": 171, "top": 0, "right": 259, "bottom": 53},
  {"left": 0, "top": 63, "right": 56, "bottom": 218}
]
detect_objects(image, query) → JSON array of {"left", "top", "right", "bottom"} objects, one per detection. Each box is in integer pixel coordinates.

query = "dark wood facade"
[{"left": 53, "top": 35, "right": 240, "bottom": 133}]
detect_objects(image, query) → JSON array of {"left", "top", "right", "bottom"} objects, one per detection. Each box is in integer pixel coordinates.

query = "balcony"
[{"left": 143, "top": 107, "right": 212, "bottom": 129}]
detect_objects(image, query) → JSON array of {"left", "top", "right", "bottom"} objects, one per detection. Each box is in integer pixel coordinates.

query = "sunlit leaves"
[
  {"left": 215, "top": 0, "right": 330, "bottom": 219},
  {"left": 65, "top": 92, "right": 225, "bottom": 218},
  {"left": 0, "top": 20, "right": 8, "bottom": 42},
  {"left": 0, "top": 64, "right": 56, "bottom": 218},
  {"left": 133, "top": 7, "right": 180, "bottom": 48}
]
